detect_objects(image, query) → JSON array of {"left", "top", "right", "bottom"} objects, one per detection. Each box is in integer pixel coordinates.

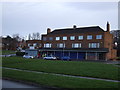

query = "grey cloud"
[{"left": 62, "top": 2, "right": 118, "bottom": 11}]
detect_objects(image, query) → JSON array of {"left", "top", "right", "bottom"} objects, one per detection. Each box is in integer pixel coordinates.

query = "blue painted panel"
[
  {"left": 78, "top": 53, "right": 85, "bottom": 60},
  {"left": 55, "top": 51, "right": 62, "bottom": 58},
  {"left": 63, "top": 52, "right": 69, "bottom": 56},
  {"left": 70, "top": 52, "right": 77, "bottom": 59}
]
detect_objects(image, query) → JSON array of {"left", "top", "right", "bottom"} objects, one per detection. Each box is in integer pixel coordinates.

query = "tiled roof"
[{"left": 48, "top": 26, "right": 105, "bottom": 35}]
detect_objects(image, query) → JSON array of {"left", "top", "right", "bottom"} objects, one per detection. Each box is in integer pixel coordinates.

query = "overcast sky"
[{"left": 1, "top": 1, "right": 118, "bottom": 39}]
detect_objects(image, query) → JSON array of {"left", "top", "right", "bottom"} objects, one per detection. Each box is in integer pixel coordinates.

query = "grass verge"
[
  {"left": 2, "top": 57, "right": 120, "bottom": 80},
  {"left": 2, "top": 50, "right": 16, "bottom": 55},
  {"left": 2, "top": 68, "right": 119, "bottom": 88}
]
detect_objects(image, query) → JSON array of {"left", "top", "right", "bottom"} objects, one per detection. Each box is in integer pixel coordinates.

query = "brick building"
[
  {"left": 26, "top": 40, "right": 42, "bottom": 49},
  {"left": 41, "top": 22, "right": 116, "bottom": 60}
]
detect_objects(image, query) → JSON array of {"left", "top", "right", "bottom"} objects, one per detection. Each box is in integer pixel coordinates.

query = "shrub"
[
  {"left": 16, "top": 52, "right": 25, "bottom": 56},
  {"left": 116, "top": 57, "right": 120, "bottom": 60}
]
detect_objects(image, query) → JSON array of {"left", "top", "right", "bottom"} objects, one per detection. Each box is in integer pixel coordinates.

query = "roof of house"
[{"left": 48, "top": 26, "right": 105, "bottom": 35}]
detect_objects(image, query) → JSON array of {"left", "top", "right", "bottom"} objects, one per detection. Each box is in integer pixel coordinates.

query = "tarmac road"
[{"left": 2, "top": 79, "right": 54, "bottom": 90}]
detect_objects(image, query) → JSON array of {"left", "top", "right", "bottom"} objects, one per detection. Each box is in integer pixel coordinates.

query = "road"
[{"left": 2, "top": 79, "right": 52, "bottom": 90}]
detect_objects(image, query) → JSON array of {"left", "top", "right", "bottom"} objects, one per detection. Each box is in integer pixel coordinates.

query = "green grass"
[
  {"left": 2, "top": 57, "right": 120, "bottom": 80},
  {"left": 1, "top": 50, "right": 16, "bottom": 55},
  {"left": 2, "top": 68, "right": 119, "bottom": 88}
]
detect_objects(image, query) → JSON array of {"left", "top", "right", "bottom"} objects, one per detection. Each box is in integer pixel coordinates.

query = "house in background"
[
  {"left": 1, "top": 36, "right": 18, "bottom": 50},
  {"left": 24, "top": 40, "right": 42, "bottom": 58},
  {"left": 41, "top": 22, "right": 116, "bottom": 60}
]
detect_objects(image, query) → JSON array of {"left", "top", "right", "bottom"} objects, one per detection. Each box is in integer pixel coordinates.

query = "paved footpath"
[{"left": 2, "top": 67, "right": 120, "bottom": 83}]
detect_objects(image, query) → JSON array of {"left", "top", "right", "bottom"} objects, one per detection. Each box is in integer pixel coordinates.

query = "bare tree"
[
  {"left": 28, "top": 34, "right": 31, "bottom": 40},
  {"left": 29, "top": 32, "right": 41, "bottom": 40},
  {"left": 12, "top": 34, "right": 21, "bottom": 41},
  {"left": 36, "top": 32, "right": 40, "bottom": 40}
]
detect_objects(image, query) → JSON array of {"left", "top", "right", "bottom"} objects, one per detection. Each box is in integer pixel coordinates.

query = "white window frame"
[
  {"left": 57, "top": 43, "right": 65, "bottom": 48},
  {"left": 63, "top": 36, "right": 67, "bottom": 40},
  {"left": 33, "top": 43, "right": 37, "bottom": 47},
  {"left": 28, "top": 43, "right": 31, "bottom": 47},
  {"left": 89, "top": 43, "right": 100, "bottom": 48},
  {"left": 78, "top": 35, "right": 83, "bottom": 40},
  {"left": 44, "top": 43, "right": 52, "bottom": 48},
  {"left": 96, "top": 35, "right": 102, "bottom": 39},
  {"left": 70, "top": 36, "right": 75, "bottom": 40},
  {"left": 87, "top": 35, "right": 92, "bottom": 40},
  {"left": 72, "top": 43, "right": 81, "bottom": 48},
  {"left": 56, "top": 37, "right": 60, "bottom": 40}
]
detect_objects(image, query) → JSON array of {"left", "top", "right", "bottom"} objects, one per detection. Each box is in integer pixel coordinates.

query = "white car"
[
  {"left": 43, "top": 56, "right": 57, "bottom": 60},
  {"left": 23, "top": 55, "right": 34, "bottom": 59}
]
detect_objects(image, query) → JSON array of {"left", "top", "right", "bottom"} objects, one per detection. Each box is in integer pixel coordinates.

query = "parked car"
[
  {"left": 43, "top": 56, "right": 57, "bottom": 60},
  {"left": 23, "top": 55, "right": 34, "bottom": 59},
  {"left": 61, "top": 56, "right": 71, "bottom": 60}
]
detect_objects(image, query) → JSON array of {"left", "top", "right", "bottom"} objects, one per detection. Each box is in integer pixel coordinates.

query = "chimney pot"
[
  {"left": 107, "top": 21, "right": 110, "bottom": 32},
  {"left": 47, "top": 28, "right": 51, "bottom": 34},
  {"left": 73, "top": 25, "right": 77, "bottom": 29}
]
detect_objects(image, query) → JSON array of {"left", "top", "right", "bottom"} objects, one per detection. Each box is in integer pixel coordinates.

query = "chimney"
[
  {"left": 106, "top": 21, "right": 110, "bottom": 32},
  {"left": 73, "top": 25, "right": 77, "bottom": 29},
  {"left": 47, "top": 28, "right": 51, "bottom": 34}
]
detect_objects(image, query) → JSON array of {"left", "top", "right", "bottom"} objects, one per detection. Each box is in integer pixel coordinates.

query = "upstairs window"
[
  {"left": 28, "top": 43, "right": 31, "bottom": 47},
  {"left": 96, "top": 35, "right": 102, "bottom": 39},
  {"left": 56, "top": 37, "right": 60, "bottom": 40},
  {"left": 78, "top": 35, "right": 83, "bottom": 40},
  {"left": 63, "top": 36, "right": 67, "bottom": 40},
  {"left": 72, "top": 43, "right": 81, "bottom": 48},
  {"left": 43, "top": 37, "right": 47, "bottom": 41},
  {"left": 70, "top": 36, "right": 75, "bottom": 40},
  {"left": 87, "top": 35, "right": 92, "bottom": 40},
  {"left": 89, "top": 43, "right": 100, "bottom": 48},
  {"left": 33, "top": 43, "right": 37, "bottom": 46},
  {"left": 49, "top": 37, "right": 53, "bottom": 41},
  {"left": 57, "top": 43, "right": 65, "bottom": 48},
  {"left": 44, "top": 43, "right": 52, "bottom": 48}
]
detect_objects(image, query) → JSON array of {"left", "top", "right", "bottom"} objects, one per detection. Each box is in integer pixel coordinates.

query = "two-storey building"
[{"left": 41, "top": 22, "right": 116, "bottom": 60}]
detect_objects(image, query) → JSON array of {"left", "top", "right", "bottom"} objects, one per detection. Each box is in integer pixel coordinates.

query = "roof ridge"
[{"left": 54, "top": 26, "right": 100, "bottom": 31}]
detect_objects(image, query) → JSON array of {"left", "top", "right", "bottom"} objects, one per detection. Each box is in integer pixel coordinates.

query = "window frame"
[
  {"left": 96, "top": 35, "right": 102, "bottom": 39},
  {"left": 49, "top": 37, "right": 53, "bottom": 41},
  {"left": 43, "top": 37, "right": 47, "bottom": 41},
  {"left": 63, "top": 36, "right": 67, "bottom": 40},
  {"left": 70, "top": 36, "right": 75, "bottom": 40},
  {"left": 44, "top": 43, "right": 52, "bottom": 48},
  {"left": 78, "top": 35, "right": 83, "bottom": 40},
  {"left": 57, "top": 43, "right": 65, "bottom": 48},
  {"left": 89, "top": 43, "right": 100, "bottom": 48},
  {"left": 72, "top": 43, "right": 81, "bottom": 48},
  {"left": 56, "top": 37, "right": 60, "bottom": 41},
  {"left": 87, "top": 35, "right": 92, "bottom": 40}
]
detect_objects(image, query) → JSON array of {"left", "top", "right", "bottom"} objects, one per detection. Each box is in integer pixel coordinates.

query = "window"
[
  {"left": 28, "top": 43, "right": 31, "bottom": 47},
  {"left": 78, "top": 35, "right": 83, "bottom": 40},
  {"left": 57, "top": 43, "right": 65, "bottom": 48},
  {"left": 89, "top": 43, "right": 100, "bottom": 48},
  {"left": 56, "top": 37, "right": 60, "bottom": 40},
  {"left": 72, "top": 43, "right": 81, "bottom": 48},
  {"left": 87, "top": 35, "right": 92, "bottom": 40},
  {"left": 33, "top": 43, "right": 37, "bottom": 46},
  {"left": 96, "top": 35, "right": 102, "bottom": 39},
  {"left": 43, "top": 37, "right": 47, "bottom": 41},
  {"left": 49, "top": 37, "right": 53, "bottom": 41},
  {"left": 39, "top": 44, "right": 42, "bottom": 47},
  {"left": 44, "top": 43, "right": 52, "bottom": 48},
  {"left": 70, "top": 36, "right": 75, "bottom": 40},
  {"left": 63, "top": 36, "right": 67, "bottom": 40}
]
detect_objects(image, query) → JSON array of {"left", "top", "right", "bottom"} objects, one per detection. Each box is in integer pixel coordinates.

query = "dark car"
[{"left": 61, "top": 56, "right": 71, "bottom": 61}]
